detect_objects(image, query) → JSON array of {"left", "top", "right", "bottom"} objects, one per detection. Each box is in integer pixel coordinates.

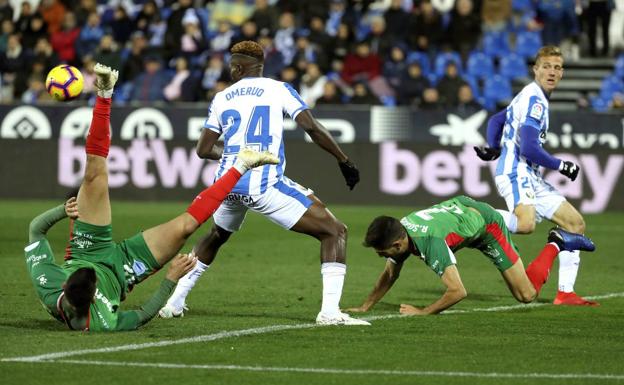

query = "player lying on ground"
[
  {"left": 346, "top": 196, "right": 595, "bottom": 315},
  {"left": 474, "top": 45, "right": 595, "bottom": 306},
  {"left": 24, "top": 64, "right": 278, "bottom": 331}
]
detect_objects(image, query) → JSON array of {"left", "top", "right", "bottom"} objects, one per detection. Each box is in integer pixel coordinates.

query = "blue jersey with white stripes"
[
  {"left": 496, "top": 82, "right": 550, "bottom": 178},
  {"left": 203, "top": 77, "right": 309, "bottom": 195}
]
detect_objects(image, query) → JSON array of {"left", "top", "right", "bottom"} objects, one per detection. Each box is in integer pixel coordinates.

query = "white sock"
[
  {"left": 320, "top": 262, "right": 346, "bottom": 315},
  {"left": 557, "top": 250, "right": 580, "bottom": 292},
  {"left": 166, "top": 260, "right": 209, "bottom": 310},
  {"left": 496, "top": 209, "right": 518, "bottom": 233}
]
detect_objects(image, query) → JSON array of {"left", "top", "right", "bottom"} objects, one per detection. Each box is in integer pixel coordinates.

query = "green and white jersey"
[
  {"left": 24, "top": 239, "right": 68, "bottom": 323},
  {"left": 400, "top": 196, "right": 486, "bottom": 276}
]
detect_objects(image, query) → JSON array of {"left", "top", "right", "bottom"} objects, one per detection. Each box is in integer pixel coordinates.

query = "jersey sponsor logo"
[
  {"left": 37, "top": 274, "right": 47, "bottom": 286},
  {"left": 27, "top": 254, "right": 48, "bottom": 267},
  {"left": 529, "top": 103, "right": 544, "bottom": 120},
  {"left": 94, "top": 288, "right": 116, "bottom": 313},
  {"left": 225, "top": 193, "right": 256, "bottom": 205},
  {"left": 0, "top": 106, "right": 52, "bottom": 139}
]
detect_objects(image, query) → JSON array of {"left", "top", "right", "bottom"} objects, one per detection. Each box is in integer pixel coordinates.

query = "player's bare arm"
[
  {"left": 400, "top": 265, "right": 467, "bottom": 316},
  {"left": 295, "top": 110, "right": 360, "bottom": 190},
  {"left": 196, "top": 129, "right": 224, "bottom": 159},
  {"left": 346, "top": 260, "right": 403, "bottom": 312}
]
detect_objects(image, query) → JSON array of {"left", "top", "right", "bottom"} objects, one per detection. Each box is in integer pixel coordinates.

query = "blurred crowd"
[{"left": 1, "top": 0, "right": 623, "bottom": 111}]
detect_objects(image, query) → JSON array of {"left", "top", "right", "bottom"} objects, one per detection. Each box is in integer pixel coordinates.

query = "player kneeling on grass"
[
  {"left": 24, "top": 64, "right": 279, "bottom": 331},
  {"left": 346, "top": 195, "right": 596, "bottom": 315}
]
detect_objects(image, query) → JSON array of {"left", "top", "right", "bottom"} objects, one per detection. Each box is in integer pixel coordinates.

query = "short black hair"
[
  {"left": 363, "top": 216, "right": 405, "bottom": 250},
  {"left": 64, "top": 268, "right": 96, "bottom": 314}
]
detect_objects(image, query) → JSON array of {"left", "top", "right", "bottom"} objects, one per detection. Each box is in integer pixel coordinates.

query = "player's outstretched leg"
[
  {"left": 75, "top": 63, "right": 119, "bottom": 226},
  {"left": 143, "top": 148, "right": 278, "bottom": 282}
]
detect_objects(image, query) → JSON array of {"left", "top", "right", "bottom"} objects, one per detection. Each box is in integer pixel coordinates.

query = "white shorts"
[
  {"left": 213, "top": 176, "right": 314, "bottom": 232},
  {"left": 495, "top": 171, "right": 566, "bottom": 223}
]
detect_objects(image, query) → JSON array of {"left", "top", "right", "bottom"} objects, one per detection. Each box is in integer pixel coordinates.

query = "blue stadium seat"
[
  {"left": 406, "top": 51, "right": 431, "bottom": 75},
  {"left": 482, "top": 31, "right": 511, "bottom": 58},
  {"left": 466, "top": 51, "right": 495, "bottom": 80},
  {"left": 591, "top": 96, "right": 609, "bottom": 112},
  {"left": 499, "top": 52, "right": 528, "bottom": 80},
  {"left": 600, "top": 75, "right": 624, "bottom": 100},
  {"left": 516, "top": 31, "right": 542, "bottom": 58},
  {"left": 614, "top": 55, "right": 624, "bottom": 79},
  {"left": 512, "top": 0, "right": 534, "bottom": 11},
  {"left": 483, "top": 75, "right": 512, "bottom": 110},
  {"left": 434, "top": 51, "right": 463, "bottom": 77}
]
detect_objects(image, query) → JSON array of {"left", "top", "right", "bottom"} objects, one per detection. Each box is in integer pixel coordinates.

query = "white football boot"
[{"left": 316, "top": 312, "right": 371, "bottom": 326}]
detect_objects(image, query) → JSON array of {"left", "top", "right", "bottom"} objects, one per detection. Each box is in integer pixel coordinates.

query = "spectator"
[
  {"left": 16, "top": 1, "right": 35, "bottom": 35},
  {"left": 79, "top": 55, "right": 96, "bottom": 99},
  {"left": 210, "top": 20, "right": 234, "bottom": 55},
  {"left": 315, "top": 80, "right": 343, "bottom": 104},
  {"left": 210, "top": 0, "right": 254, "bottom": 28},
  {"left": 121, "top": 32, "right": 148, "bottom": 84},
  {"left": 308, "top": 16, "right": 332, "bottom": 60},
  {"left": 32, "top": 37, "right": 59, "bottom": 70},
  {"left": 22, "top": 13, "right": 47, "bottom": 49},
  {"left": 447, "top": 0, "right": 482, "bottom": 60},
  {"left": 134, "top": 0, "right": 160, "bottom": 37},
  {"left": 420, "top": 87, "right": 442, "bottom": 110},
  {"left": 279, "top": 65, "right": 300, "bottom": 89},
  {"left": 21, "top": 74, "right": 49, "bottom": 103},
  {"left": 74, "top": 0, "right": 97, "bottom": 27},
  {"left": 383, "top": 0, "right": 410, "bottom": 40},
  {"left": 179, "top": 10, "right": 207, "bottom": 61},
  {"left": 130, "top": 55, "right": 171, "bottom": 102},
  {"left": 201, "top": 55, "right": 225, "bottom": 92},
  {"left": 93, "top": 34, "right": 123, "bottom": 72},
  {"left": 50, "top": 11, "right": 80, "bottom": 65},
  {"left": 258, "top": 33, "right": 285, "bottom": 79},
  {"left": 326, "top": 0, "right": 357, "bottom": 37},
  {"left": 0, "top": 18, "right": 13, "bottom": 52},
  {"left": 39, "top": 0, "right": 66, "bottom": 35},
  {"left": 300, "top": 62, "right": 327, "bottom": 107},
  {"left": 408, "top": 0, "right": 445, "bottom": 53},
  {"left": 77, "top": 11, "right": 105, "bottom": 58},
  {"left": 398, "top": 62, "right": 430, "bottom": 106},
  {"left": 341, "top": 40, "right": 394, "bottom": 98},
  {"left": 349, "top": 82, "right": 381, "bottom": 105},
  {"left": 274, "top": 12, "right": 297, "bottom": 65},
  {"left": 205, "top": 78, "right": 229, "bottom": 102},
  {"left": 292, "top": 31, "right": 327, "bottom": 70},
  {"left": 232, "top": 20, "right": 258, "bottom": 46},
  {"left": 611, "top": 92, "right": 624, "bottom": 109},
  {"left": 165, "top": 0, "right": 195, "bottom": 59},
  {"left": 109, "top": 5, "right": 133, "bottom": 46},
  {"left": 0, "top": 0, "right": 13, "bottom": 23},
  {"left": 456, "top": 84, "right": 482, "bottom": 113},
  {"left": 383, "top": 45, "right": 408, "bottom": 92},
  {"left": 164, "top": 56, "right": 191, "bottom": 102},
  {"left": 329, "top": 22, "right": 354, "bottom": 61},
  {"left": 436, "top": 62, "right": 468, "bottom": 108},
  {"left": 250, "top": 0, "right": 279, "bottom": 35},
  {"left": 536, "top": 0, "right": 579, "bottom": 46},
  {"left": 481, "top": 0, "right": 511, "bottom": 32},
  {"left": 366, "top": 16, "right": 393, "bottom": 58},
  {"left": 584, "top": 0, "right": 612, "bottom": 57},
  {"left": 0, "top": 34, "right": 28, "bottom": 99}
]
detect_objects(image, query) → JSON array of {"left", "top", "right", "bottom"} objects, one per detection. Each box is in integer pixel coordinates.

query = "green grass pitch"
[{"left": 1, "top": 200, "right": 623, "bottom": 385}]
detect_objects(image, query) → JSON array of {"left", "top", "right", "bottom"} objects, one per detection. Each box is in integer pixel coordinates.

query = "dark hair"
[
  {"left": 231, "top": 41, "right": 264, "bottom": 62},
  {"left": 64, "top": 268, "right": 96, "bottom": 314},
  {"left": 363, "top": 216, "right": 405, "bottom": 250}
]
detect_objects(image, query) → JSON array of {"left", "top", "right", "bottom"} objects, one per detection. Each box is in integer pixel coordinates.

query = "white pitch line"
[
  {"left": 3, "top": 291, "right": 623, "bottom": 363},
  {"left": 48, "top": 359, "right": 624, "bottom": 381}
]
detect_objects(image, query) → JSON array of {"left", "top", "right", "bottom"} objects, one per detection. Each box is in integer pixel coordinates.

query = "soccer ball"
[{"left": 45, "top": 65, "right": 84, "bottom": 101}]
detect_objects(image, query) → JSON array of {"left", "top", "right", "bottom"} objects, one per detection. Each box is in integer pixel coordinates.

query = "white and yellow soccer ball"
[{"left": 45, "top": 65, "right": 84, "bottom": 101}]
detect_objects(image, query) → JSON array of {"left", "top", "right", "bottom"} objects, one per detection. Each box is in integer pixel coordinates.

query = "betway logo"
[
  {"left": 380, "top": 142, "right": 624, "bottom": 213},
  {"left": 59, "top": 139, "right": 218, "bottom": 188},
  {"left": 546, "top": 121, "right": 624, "bottom": 149}
]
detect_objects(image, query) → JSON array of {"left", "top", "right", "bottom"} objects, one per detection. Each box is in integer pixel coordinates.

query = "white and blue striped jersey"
[
  {"left": 203, "top": 77, "right": 309, "bottom": 195},
  {"left": 495, "top": 82, "right": 550, "bottom": 178}
]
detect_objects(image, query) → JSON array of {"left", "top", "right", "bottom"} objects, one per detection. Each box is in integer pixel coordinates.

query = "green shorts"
[
  {"left": 455, "top": 196, "right": 521, "bottom": 272},
  {"left": 66, "top": 220, "right": 161, "bottom": 291}
]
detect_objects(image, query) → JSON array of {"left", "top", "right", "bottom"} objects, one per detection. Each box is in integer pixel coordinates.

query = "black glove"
[
  {"left": 559, "top": 160, "right": 580, "bottom": 181},
  {"left": 338, "top": 159, "right": 360, "bottom": 190},
  {"left": 474, "top": 146, "right": 501, "bottom": 161}
]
